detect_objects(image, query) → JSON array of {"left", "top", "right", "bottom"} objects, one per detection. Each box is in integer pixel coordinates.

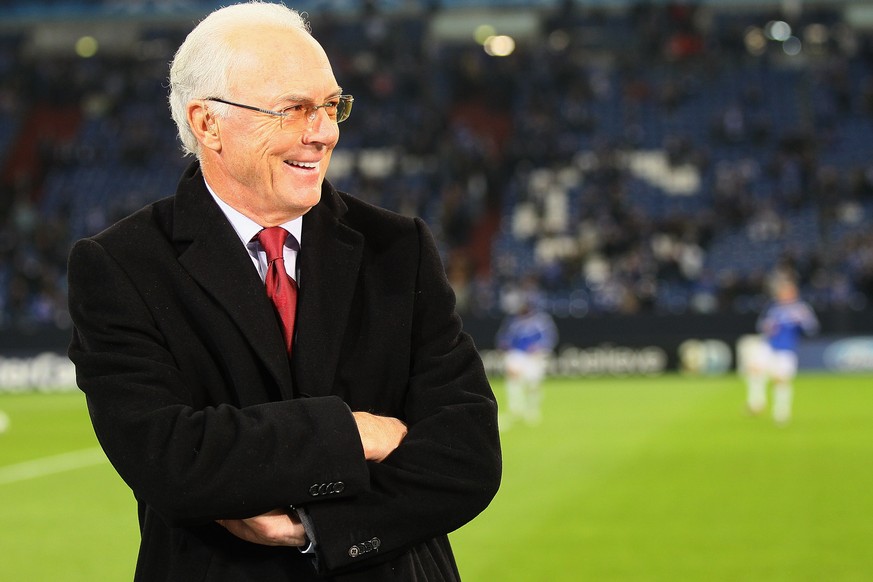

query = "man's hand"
[
  {"left": 352, "top": 411, "right": 407, "bottom": 462},
  {"left": 217, "top": 508, "right": 307, "bottom": 547}
]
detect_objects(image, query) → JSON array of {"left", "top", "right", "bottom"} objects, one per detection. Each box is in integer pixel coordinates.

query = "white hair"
[{"left": 168, "top": 1, "right": 310, "bottom": 158}]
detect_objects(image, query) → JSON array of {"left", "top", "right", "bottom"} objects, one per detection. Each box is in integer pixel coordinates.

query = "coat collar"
[{"left": 170, "top": 161, "right": 364, "bottom": 401}]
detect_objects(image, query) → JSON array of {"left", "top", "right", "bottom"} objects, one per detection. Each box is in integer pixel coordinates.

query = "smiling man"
[
  {"left": 183, "top": 17, "right": 340, "bottom": 226},
  {"left": 66, "top": 2, "right": 501, "bottom": 581}
]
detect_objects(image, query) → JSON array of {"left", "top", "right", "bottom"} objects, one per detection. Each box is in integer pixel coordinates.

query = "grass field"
[{"left": 1, "top": 373, "right": 872, "bottom": 581}]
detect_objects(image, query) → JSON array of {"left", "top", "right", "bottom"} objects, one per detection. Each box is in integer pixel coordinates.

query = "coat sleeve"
[
  {"left": 67, "top": 237, "right": 370, "bottom": 525},
  {"left": 299, "top": 218, "right": 502, "bottom": 573}
]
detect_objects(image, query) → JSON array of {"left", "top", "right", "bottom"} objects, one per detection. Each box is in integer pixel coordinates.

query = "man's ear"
[{"left": 188, "top": 100, "right": 222, "bottom": 152}]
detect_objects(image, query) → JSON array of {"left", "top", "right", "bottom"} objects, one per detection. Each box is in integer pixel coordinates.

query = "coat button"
[
  {"left": 309, "top": 481, "right": 346, "bottom": 496},
  {"left": 348, "top": 537, "right": 380, "bottom": 558}
]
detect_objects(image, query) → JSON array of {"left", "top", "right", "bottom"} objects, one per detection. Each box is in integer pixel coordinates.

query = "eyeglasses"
[{"left": 204, "top": 95, "right": 354, "bottom": 128}]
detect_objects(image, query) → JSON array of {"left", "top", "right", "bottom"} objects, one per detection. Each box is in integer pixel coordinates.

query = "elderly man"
[{"left": 67, "top": 2, "right": 501, "bottom": 580}]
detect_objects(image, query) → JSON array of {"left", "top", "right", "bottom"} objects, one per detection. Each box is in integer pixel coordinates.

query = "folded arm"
[{"left": 218, "top": 411, "right": 408, "bottom": 546}]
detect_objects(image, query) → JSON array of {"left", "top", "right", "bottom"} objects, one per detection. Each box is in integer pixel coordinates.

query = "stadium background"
[
  {"left": 2, "top": 0, "right": 873, "bottom": 387},
  {"left": 1, "top": 0, "right": 873, "bottom": 580}
]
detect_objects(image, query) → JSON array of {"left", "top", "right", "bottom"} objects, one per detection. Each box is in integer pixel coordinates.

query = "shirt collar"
[{"left": 204, "top": 179, "right": 303, "bottom": 247}]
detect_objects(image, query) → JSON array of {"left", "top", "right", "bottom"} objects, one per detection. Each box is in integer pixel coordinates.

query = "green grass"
[
  {"left": 452, "top": 374, "right": 873, "bottom": 581},
  {"left": 2, "top": 374, "right": 872, "bottom": 580},
  {"left": 0, "top": 392, "right": 138, "bottom": 581}
]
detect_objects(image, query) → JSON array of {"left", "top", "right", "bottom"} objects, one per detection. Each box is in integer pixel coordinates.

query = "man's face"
[
  {"left": 776, "top": 282, "right": 798, "bottom": 303},
  {"left": 207, "top": 26, "right": 342, "bottom": 225}
]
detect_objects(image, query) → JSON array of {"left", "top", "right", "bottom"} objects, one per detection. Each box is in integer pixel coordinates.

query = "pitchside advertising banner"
[
  {"left": 735, "top": 335, "right": 873, "bottom": 374},
  {"left": 0, "top": 352, "right": 77, "bottom": 393},
  {"left": 1, "top": 333, "right": 871, "bottom": 393},
  {"left": 800, "top": 336, "right": 873, "bottom": 372},
  {"left": 483, "top": 335, "right": 873, "bottom": 378}
]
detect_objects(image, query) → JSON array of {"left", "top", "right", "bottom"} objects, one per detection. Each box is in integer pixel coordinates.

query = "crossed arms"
[{"left": 217, "top": 411, "right": 408, "bottom": 546}]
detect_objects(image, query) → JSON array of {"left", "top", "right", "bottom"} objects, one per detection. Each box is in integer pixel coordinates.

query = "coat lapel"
[
  {"left": 171, "top": 163, "right": 295, "bottom": 400},
  {"left": 294, "top": 184, "right": 363, "bottom": 398}
]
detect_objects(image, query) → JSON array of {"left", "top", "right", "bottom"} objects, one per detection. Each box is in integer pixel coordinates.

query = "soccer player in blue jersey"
[
  {"left": 496, "top": 295, "right": 559, "bottom": 428},
  {"left": 745, "top": 276, "right": 820, "bottom": 426}
]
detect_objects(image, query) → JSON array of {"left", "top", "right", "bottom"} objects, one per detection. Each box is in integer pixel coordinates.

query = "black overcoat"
[{"left": 67, "top": 162, "right": 502, "bottom": 581}]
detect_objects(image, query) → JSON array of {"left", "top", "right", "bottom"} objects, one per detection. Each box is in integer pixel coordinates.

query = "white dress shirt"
[{"left": 205, "top": 180, "right": 302, "bottom": 284}]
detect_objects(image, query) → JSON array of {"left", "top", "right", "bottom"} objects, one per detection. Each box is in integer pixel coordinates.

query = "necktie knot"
[{"left": 257, "top": 226, "right": 290, "bottom": 263}]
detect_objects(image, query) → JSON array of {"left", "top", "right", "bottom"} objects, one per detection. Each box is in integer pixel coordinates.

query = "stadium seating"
[{"left": 1, "top": 1, "right": 872, "bottom": 330}]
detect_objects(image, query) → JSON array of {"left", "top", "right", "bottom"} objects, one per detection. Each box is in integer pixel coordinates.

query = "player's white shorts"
[
  {"left": 746, "top": 343, "right": 798, "bottom": 380},
  {"left": 504, "top": 350, "right": 548, "bottom": 383}
]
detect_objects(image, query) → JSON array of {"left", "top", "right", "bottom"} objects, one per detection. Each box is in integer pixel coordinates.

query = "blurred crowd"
[{"left": 2, "top": 1, "right": 873, "bottom": 331}]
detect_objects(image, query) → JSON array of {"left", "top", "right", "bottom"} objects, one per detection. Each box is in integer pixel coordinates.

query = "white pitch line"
[{"left": 0, "top": 447, "right": 108, "bottom": 485}]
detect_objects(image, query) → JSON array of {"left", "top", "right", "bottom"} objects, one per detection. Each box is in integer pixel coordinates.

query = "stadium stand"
[{"left": 1, "top": 0, "right": 873, "bottom": 333}]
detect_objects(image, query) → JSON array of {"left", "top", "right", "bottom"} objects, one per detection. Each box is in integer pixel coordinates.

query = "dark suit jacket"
[{"left": 67, "top": 162, "right": 501, "bottom": 581}]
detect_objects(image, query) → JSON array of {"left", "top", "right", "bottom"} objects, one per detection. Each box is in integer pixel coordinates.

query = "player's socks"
[
  {"left": 525, "top": 385, "right": 543, "bottom": 425},
  {"left": 773, "top": 382, "right": 793, "bottom": 426},
  {"left": 506, "top": 381, "right": 526, "bottom": 422},
  {"left": 746, "top": 376, "right": 767, "bottom": 415}
]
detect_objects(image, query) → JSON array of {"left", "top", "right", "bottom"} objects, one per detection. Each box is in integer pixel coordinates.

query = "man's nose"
[{"left": 301, "top": 107, "right": 339, "bottom": 144}]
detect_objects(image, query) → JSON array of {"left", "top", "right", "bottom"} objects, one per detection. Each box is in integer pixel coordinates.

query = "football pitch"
[{"left": 1, "top": 373, "right": 871, "bottom": 581}]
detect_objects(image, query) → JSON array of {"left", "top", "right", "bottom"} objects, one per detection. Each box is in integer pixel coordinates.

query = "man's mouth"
[{"left": 286, "top": 160, "right": 318, "bottom": 170}]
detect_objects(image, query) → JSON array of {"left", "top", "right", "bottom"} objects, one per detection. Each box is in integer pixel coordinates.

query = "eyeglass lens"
[{"left": 279, "top": 96, "right": 353, "bottom": 128}]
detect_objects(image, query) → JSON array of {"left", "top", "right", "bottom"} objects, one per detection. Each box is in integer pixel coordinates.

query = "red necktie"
[{"left": 257, "top": 227, "right": 298, "bottom": 355}]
